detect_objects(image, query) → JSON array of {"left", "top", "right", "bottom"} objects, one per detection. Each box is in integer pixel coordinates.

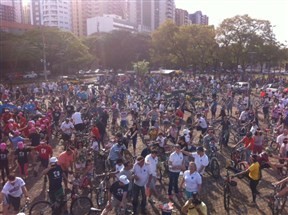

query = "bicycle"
[
  {"left": 93, "top": 172, "right": 111, "bottom": 209},
  {"left": 223, "top": 168, "right": 237, "bottom": 212},
  {"left": 29, "top": 190, "right": 93, "bottom": 215},
  {"left": 268, "top": 184, "right": 287, "bottom": 215},
  {"left": 16, "top": 200, "right": 30, "bottom": 215},
  {"left": 207, "top": 143, "right": 220, "bottom": 179}
]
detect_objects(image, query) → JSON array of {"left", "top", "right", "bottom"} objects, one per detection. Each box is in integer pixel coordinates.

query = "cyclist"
[
  {"left": 41, "top": 157, "right": 68, "bottom": 214},
  {"left": 0, "top": 174, "right": 30, "bottom": 215},
  {"left": 101, "top": 175, "right": 130, "bottom": 215},
  {"left": 60, "top": 118, "right": 74, "bottom": 142},
  {"left": 233, "top": 132, "right": 254, "bottom": 163},
  {"left": 34, "top": 140, "right": 53, "bottom": 180},
  {"left": 57, "top": 148, "right": 75, "bottom": 190}
]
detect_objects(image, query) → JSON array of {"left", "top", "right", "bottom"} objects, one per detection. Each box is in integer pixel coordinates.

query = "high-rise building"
[
  {"left": 30, "top": 0, "right": 71, "bottom": 31},
  {"left": 128, "top": 0, "right": 175, "bottom": 32},
  {"left": 1, "top": 0, "right": 23, "bottom": 23},
  {"left": 189, "top": 11, "right": 209, "bottom": 25},
  {"left": 175, "top": 8, "right": 188, "bottom": 26},
  {"left": 0, "top": 3, "right": 15, "bottom": 22}
]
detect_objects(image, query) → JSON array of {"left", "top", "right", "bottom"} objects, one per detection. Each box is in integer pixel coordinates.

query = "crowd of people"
[{"left": 0, "top": 72, "right": 287, "bottom": 214}]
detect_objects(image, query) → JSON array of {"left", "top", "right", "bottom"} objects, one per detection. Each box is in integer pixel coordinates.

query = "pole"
[{"left": 41, "top": 27, "right": 48, "bottom": 81}]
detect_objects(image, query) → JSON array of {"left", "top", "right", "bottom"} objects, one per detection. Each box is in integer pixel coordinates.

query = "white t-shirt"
[
  {"left": 250, "top": 125, "right": 258, "bottom": 135},
  {"left": 183, "top": 171, "right": 202, "bottom": 192},
  {"left": 145, "top": 154, "right": 158, "bottom": 177},
  {"left": 191, "top": 152, "right": 209, "bottom": 174},
  {"left": 2, "top": 177, "right": 25, "bottom": 197},
  {"left": 198, "top": 117, "right": 207, "bottom": 129},
  {"left": 72, "top": 112, "right": 83, "bottom": 125},
  {"left": 115, "top": 164, "right": 124, "bottom": 179},
  {"left": 277, "top": 134, "right": 288, "bottom": 147},
  {"left": 91, "top": 141, "right": 99, "bottom": 151},
  {"left": 133, "top": 163, "right": 150, "bottom": 187},
  {"left": 60, "top": 121, "right": 74, "bottom": 134},
  {"left": 239, "top": 111, "right": 248, "bottom": 121},
  {"left": 169, "top": 151, "right": 184, "bottom": 173}
]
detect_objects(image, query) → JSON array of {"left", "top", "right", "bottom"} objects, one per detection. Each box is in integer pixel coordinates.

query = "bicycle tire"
[
  {"left": 223, "top": 184, "right": 230, "bottom": 211},
  {"left": 70, "top": 196, "right": 93, "bottom": 215},
  {"left": 29, "top": 200, "right": 52, "bottom": 215},
  {"left": 96, "top": 188, "right": 108, "bottom": 209},
  {"left": 210, "top": 158, "right": 220, "bottom": 179},
  {"left": 270, "top": 141, "right": 278, "bottom": 151}
]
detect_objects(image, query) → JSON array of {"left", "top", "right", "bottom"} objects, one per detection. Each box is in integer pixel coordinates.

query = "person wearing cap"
[
  {"left": 33, "top": 141, "right": 53, "bottom": 179},
  {"left": 14, "top": 141, "right": 31, "bottom": 179},
  {"left": 101, "top": 175, "right": 130, "bottom": 215},
  {"left": 168, "top": 144, "right": 185, "bottom": 199},
  {"left": 182, "top": 146, "right": 209, "bottom": 176},
  {"left": 41, "top": 157, "right": 67, "bottom": 212},
  {"left": 234, "top": 131, "right": 255, "bottom": 163},
  {"left": 60, "top": 118, "right": 74, "bottom": 141},
  {"left": 181, "top": 192, "right": 207, "bottom": 215},
  {"left": 145, "top": 150, "right": 159, "bottom": 203},
  {"left": 232, "top": 154, "right": 261, "bottom": 204},
  {"left": 0, "top": 174, "right": 30, "bottom": 215},
  {"left": 0, "top": 143, "right": 9, "bottom": 185},
  {"left": 132, "top": 156, "right": 151, "bottom": 214}
]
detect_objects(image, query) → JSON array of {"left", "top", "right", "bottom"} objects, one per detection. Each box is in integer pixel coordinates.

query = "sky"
[{"left": 175, "top": 0, "right": 288, "bottom": 44}]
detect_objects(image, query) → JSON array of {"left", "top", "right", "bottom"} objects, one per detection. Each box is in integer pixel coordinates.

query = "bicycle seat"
[{"left": 90, "top": 207, "right": 102, "bottom": 212}]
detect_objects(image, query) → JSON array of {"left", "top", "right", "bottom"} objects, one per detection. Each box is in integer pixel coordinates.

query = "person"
[
  {"left": 182, "top": 147, "right": 209, "bottom": 176},
  {"left": 0, "top": 143, "right": 9, "bottom": 185},
  {"left": 232, "top": 154, "right": 261, "bottom": 204},
  {"left": 181, "top": 192, "right": 207, "bottom": 215},
  {"left": 132, "top": 156, "right": 151, "bottom": 214},
  {"left": 276, "top": 129, "right": 288, "bottom": 149},
  {"left": 0, "top": 174, "right": 30, "bottom": 215},
  {"left": 234, "top": 132, "right": 255, "bottom": 163},
  {"left": 272, "top": 176, "right": 288, "bottom": 198},
  {"left": 119, "top": 161, "right": 133, "bottom": 199},
  {"left": 181, "top": 162, "right": 202, "bottom": 199},
  {"left": 14, "top": 141, "right": 31, "bottom": 179},
  {"left": 253, "top": 129, "right": 264, "bottom": 154},
  {"left": 219, "top": 116, "right": 231, "bottom": 147},
  {"left": 195, "top": 114, "right": 208, "bottom": 135},
  {"left": 108, "top": 135, "right": 127, "bottom": 168},
  {"left": 168, "top": 144, "right": 184, "bottom": 199},
  {"left": 145, "top": 150, "right": 159, "bottom": 203},
  {"left": 41, "top": 157, "right": 68, "bottom": 213},
  {"left": 60, "top": 118, "right": 74, "bottom": 142},
  {"left": 71, "top": 109, "right": 84, "bottom": 132},
  {"left": 202, "top": 128, "right": 217, "bottom": 153},
  {"left": 34, "top": 140, "right": 53, "bottom": 179},
  {"left": 57, "top": 148, "right": 75, "bottom": 190},
  {"left": 101, "top": 175, "right": 130, "bottom": 215},
  {"left": 126, "top": 123, "right": 138, "bottom": 156}
]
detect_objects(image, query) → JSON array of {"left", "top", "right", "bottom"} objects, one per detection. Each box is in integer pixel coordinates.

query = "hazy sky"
[{"left": 175, "top": 0, "right": 287, "bottom": 44}]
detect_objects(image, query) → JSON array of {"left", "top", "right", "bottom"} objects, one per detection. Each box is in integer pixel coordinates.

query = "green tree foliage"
[
  {"left": 150, "top": 21, "right": 217, "bottom": 71},
  {"left": 84, "top": 31, "right": 151, "bottom": 70},
  {"left": 132, "top": 60, "right": 150, "bottom": 76},
  {"left": 216, "top": 14, "right": 282, "bottom": 72},
  {"left": 0, "top": 28, "right": 92, "bottom": 75}
]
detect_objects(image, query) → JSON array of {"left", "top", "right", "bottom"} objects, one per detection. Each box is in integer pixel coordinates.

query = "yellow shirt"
[
  {"left": 187, "top": 202, "right": 207, "bottom": 215},
  {"left": 248, "top": 162, "right": 260, "bottom": 180}
]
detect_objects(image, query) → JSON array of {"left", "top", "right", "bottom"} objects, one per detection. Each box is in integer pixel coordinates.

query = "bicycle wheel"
[
  {"left": 96, "top": 188, "right": 108, "bottom": 209},
  {"left": 223, "top": 185, "right": 230, "bottom": 211},
  {"left": 270, "top": 141, "right": 278, "bottom": 151},
  {"left": 210, "top": 158, "right": 220, "bottom": 179},
  {"left": 70, "top": 196, "right": 93, "bottom": 215},
  {"left": 29, "top": 200, "right": 52, "bottom": 215}
]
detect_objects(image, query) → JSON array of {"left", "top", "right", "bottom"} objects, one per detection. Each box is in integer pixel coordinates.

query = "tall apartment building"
[
  {"left": 0, "top": 3, "right": 15, "bottom": 22},
  {"left": 30, "top": 0, "right": 71, "bottom": 31},
  {"left": 0, "top": 0, "right": 23, "bottom": 23},
  {"left": 128, "top": 0, "right": 175, "bottom": 32},
  {"left": 71, "top": 0, "right": 128, "bottom": 37},
  {"left": 175, "top": 8, "right": 188, "bottom": 26},
  {"left": 189, "top": 11, "right": 209, "bottom": 25}
]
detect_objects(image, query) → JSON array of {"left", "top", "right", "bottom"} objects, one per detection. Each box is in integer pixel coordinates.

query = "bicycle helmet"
[{"left": 49, "top": 157, "right": 58, "bottom": 164}]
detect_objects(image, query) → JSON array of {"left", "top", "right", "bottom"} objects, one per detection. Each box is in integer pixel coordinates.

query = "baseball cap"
[
  {"left": 49, "top": 157, "right": 58, "bottom": 164},
  {"left": 119, "top": 175, "right": 129, "bottom": 185},
  {"left": 196, "top": 146, "right": 204, "bottom": 152}
]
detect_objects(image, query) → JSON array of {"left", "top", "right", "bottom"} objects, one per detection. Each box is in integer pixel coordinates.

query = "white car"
[
  {"left": 23, "top": 71, "right": 38, "bottom": 79},
  {"left": 261, "top": 83, "right": 279, "bottom": 93}
]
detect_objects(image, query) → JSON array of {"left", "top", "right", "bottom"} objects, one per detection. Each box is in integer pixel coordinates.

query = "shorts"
[
  {"left": 111, "top": 196, "right": 121, "bottom": 207},
  {"left": 62, "top": 133, "right": 71, "bottom": 141},
  {"left": 39, "top": 157, "right": 49, "bottom": 168},
  {"left": 49, "top": 187, "right": 64, "bottom": 204},
  {"left": 146, "top": 176, "right": 156, "bottom": 190},
  {"left": 75, "top": 123, "right": 84, "bottom": 132},
  {"left": 4, "top": 194, "right": 21, "bottom": 211}
]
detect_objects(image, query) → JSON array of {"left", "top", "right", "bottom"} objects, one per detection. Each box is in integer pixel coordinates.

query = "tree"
[
  {"left": 132, "top": 60, "right": 150, "bottom": 76},
  {"left": 216, "top": 15, "right": 278, "bottom": 72}
]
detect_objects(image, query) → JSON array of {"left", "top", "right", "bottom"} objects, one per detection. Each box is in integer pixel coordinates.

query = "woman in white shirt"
[{"left": 181, "top": 162, "right": 202, "bottom": 199}]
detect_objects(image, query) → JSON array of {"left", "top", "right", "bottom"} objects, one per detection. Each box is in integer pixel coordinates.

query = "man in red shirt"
[
  {"left": 34, "top": 141, "right": 53, "bottom": 179},
  {"left": 91, "top": 124, "right": 101, "bottom": 141},
  {"left": 234, "top": 132, "right": 254, "bottom": 163}
]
